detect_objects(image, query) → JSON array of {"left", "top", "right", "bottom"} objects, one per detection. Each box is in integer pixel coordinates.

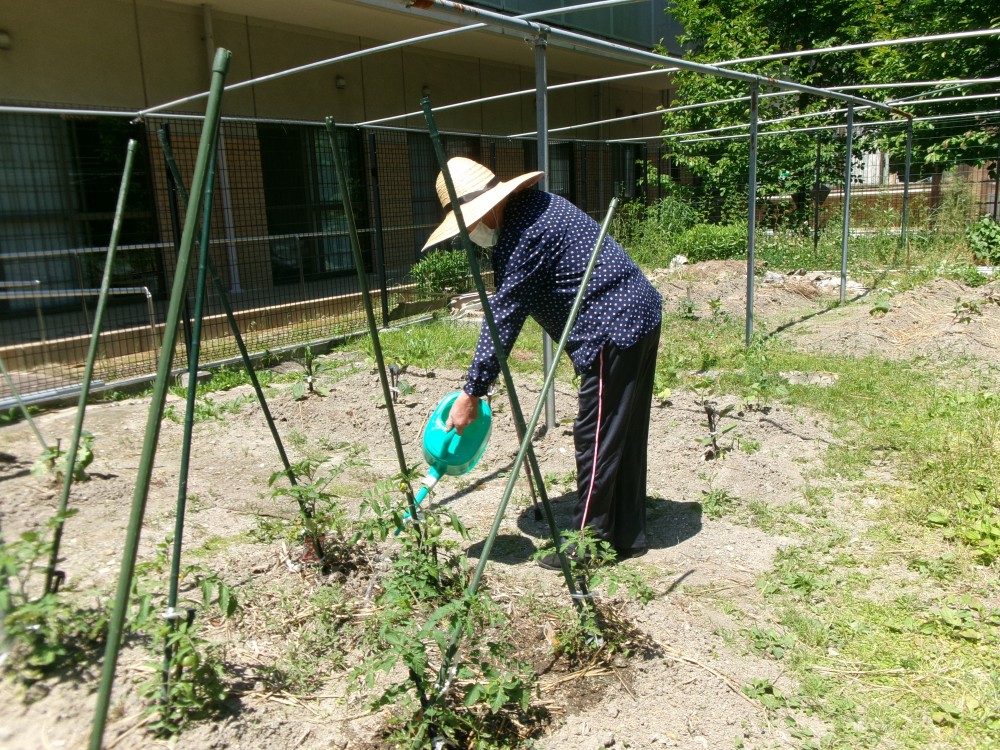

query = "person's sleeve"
[{"left": 464, "top": 232, "right": 549, "bottom": 396}]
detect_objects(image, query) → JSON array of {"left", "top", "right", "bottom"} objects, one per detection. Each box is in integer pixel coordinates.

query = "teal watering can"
[{"left": 401, "top": 391, "right": 493, "bottom": 525}]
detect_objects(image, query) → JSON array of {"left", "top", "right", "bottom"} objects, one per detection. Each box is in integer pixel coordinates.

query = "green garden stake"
[
  {"left": 162, "top": 126, "right": 223, "bottom": 703},
  {"left": 88, "top": 48, "right": 232, "bottom": 750},
  {"left": 0, "top": 354, "right": 48, "bottom": 452},
  {"left": 155, "top": 127, "right": 317, "bottom": 547},
  {"left": 45, "top": 139, "right": 138, "bottom": 596},
  {"left": 324, "top": 117, "right": 422, "bottom": 527},
  {"left": 420, "top": 98, "right": 570, "bottom": 595}
]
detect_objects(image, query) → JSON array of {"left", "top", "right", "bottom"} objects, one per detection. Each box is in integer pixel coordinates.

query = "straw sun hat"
[{"left": 422, "top": 157, "right": 544, "bottom": 251}]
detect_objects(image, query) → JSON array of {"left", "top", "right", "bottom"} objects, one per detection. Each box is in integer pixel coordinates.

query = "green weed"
[{"left": 0, "top": 511, "right": 107, "bottom": 684}]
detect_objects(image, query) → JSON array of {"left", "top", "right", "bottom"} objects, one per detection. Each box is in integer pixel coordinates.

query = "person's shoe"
[
  {"left": 536, "top": 551, "right": 563, "bottom": 571},
  {"left": 615, "top": 546, "right": 648, "bottom": 561},
  {"left": 536, "top": 545, "right": 591, "bottom": 571}
]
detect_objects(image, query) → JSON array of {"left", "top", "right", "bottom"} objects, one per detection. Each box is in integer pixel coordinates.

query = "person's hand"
[{"left": 446, "top": 392, "right": 480, "bottom": 435}]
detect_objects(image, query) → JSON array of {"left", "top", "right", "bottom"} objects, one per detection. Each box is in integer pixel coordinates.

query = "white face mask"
[{"left": 468, "top": 210, "right": 499, "bottom": 248}]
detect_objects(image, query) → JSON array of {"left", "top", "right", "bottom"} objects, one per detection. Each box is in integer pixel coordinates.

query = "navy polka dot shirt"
[{"left": 464, "top": 190, "right": 663, "bottom": 398}]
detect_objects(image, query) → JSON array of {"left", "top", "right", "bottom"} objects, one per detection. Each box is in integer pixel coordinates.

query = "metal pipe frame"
[
  {"left": 840, "top": 106, "right": 855, "bottom": 305},
  {"left": 662, "top": 108, "right": 1000, "bottom": 145},
  {"left": 135, "top": 0, "right": 642, "bottom": 119},
  {"left": 362, "top": 0, "right": 905, "bottom": 117},
  {"left": 534, "top": 30, "right": 557, "bottom": 433},
  {"left": 0, "top": 286, "right": 158, "bottom": 350}
]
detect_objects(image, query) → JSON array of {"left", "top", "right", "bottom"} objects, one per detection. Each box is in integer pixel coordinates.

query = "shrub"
[
  {"left": 410, "top": 249, "right": 472, "bottom": 298},
  {"left": 966, "top": 215, "right": 1000, "bottom": 266},
  {"left": 673, "top": 223, "right": 748, "bottom": 262},
  {"left": 614, "top": 196, "right": 702, "bottom": 269}
]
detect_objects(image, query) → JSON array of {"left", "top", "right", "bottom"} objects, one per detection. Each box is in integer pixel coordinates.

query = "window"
[{"left": 258, "top": 124, "right": 368, "bottom": 285}]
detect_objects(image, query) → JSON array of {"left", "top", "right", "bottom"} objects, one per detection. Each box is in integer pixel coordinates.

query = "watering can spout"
[{"left": 397, "top": 391, "right": 493, "bottom": 529}]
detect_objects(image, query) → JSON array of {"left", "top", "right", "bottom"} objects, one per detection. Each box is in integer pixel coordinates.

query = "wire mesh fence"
[
  {"left": 2, "top": 107, "right": 997, "bottom": 406},
  {"left": 0, "top": 110, "right": 647, "bottom": 406}
]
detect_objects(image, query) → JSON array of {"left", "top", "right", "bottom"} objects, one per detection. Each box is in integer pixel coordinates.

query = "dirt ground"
[{"left": 1, "top": 262, "right": 998, "bottom": 750}]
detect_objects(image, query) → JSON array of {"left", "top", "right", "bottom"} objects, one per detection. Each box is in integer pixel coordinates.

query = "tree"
[{"left": 659, "top": 0, "right": 1000, "bottom": 219}]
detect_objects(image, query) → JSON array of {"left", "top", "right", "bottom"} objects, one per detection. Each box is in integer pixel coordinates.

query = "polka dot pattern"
[{"left": 464, "top": 191, "right": 663, "bottom": 397}]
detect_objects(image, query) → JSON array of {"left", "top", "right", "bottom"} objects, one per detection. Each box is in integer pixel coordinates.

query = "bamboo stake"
[{"left": 88, "top": 48, "right": 232, "bottom": 750}]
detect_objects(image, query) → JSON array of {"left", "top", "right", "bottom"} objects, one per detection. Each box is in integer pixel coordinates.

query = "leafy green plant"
[
  {"left": 742, "top": 373, "right": 788, "bottom": 412},
  {"left": 265, "top": 452, "right": 369, "bottom": 569},
  {"left": 31, "top": 432, "right": 95, "bottom": 482},
  {"left": 677, "top": 289, "right": 698, "bottom": 320},
  {"left": 691, "top": 376, "right": 736, "bottom": 460},
  {"left": 966, "top": 215, "right": 1000, "bottom": 265},
  {"left": 613, "top": 192, "right": 702, "bottom": 268},
  {"left": 128, "top": 536, "right": 240, "bottom": 736},
  {"left": 354, "top": 477, "right": 542, "bottom": 749},
  {"left": 701, "top": 487, "right": 739, "bottom": 519},
  {"left": 743, "top": 626, "right": 795, "bottom": 660},
  {"left": 673, "top": 223, "right": 748, "bottom": 263},
  {"left": 870, "top": 300, "right": 891, "bottom": 317},
  {"left": 163, "top": 395, "right": 254, "bottom": 424},
  {"left": 291, "top": 346, "right": 329, "bottom": 400},
  {"left": 953, "top": 298, "right": 983, "bottom": 324},
  {"left": 0, "top": 511, "right": 107, "bottom": 683},
  {"left": 410, "top": 248, "right": 473, "bottom": 299},
  {"left": 743, "top": 678, "right": 788, "bottom": 710}
]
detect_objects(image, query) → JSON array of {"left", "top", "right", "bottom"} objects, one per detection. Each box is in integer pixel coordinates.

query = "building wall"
[{"left": 0, "top": 0, "right": 666, "bottom": 134}]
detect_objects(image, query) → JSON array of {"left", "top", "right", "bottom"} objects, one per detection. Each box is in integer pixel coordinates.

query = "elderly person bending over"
[{"left": 423, "top": 157, "right": 662, "bottom": 568}]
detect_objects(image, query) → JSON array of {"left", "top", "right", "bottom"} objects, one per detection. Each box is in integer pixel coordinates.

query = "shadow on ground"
[{"left": 466, "top": 492, "right": 703, "bottom": 566}]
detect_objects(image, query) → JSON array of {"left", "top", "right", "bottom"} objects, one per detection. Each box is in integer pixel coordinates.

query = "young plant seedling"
[
  {"left": 30, "top": 432, "right": 95, "bottom": 483},
  {"left": 292, "top": 346, "right": 330, "bottom": 400},
  {"left": 691, "top": 376, "right": 735, "bottom": 460}
]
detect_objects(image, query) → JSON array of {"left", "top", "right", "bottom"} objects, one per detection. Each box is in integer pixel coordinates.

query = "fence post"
[
  {"left": 840, "top": 106, "right": 855, "bottom": 305},
  {"left": 745, "top": 82, "right": 759, "bottom": 347},
  {"left": 900, "top": 119, "right": 914, "bottom": 257},
  {"left": 813, "top": 135, "right": 822, "bottom": 253},
  {"left": 993, "top": 137, "right": 1000, "bottom": 222}
]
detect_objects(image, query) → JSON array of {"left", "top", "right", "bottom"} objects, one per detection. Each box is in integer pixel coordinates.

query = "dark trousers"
[{"left": 572, "top": 324, "right": 660, "bottom": 554}]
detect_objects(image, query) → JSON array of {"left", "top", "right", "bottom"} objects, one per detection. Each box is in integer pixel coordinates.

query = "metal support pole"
[
  {"left": 88, "top": 48, "right": 231, "bottom": 750},
  {"left": 840, "top": 106, "right": 855, "bottom": 305},
  {"left": 535, "top": 30, "right": 556, "bottom": 433},
  {"left": 745, "top": 83, "right": 759, "bottom": 347},
  {"left": 813, "top": 135, "right": 822, "bottom": 253},
  {"left": 45, "top": 140, "right": 139, "bottom": 596},
  {"left": 900, "top": 119, "right": 914, "bottom": 256},
  {"left": 993, "top": 137, "right": 1000, "bottom": 222},
  {"left": 366, "top": 130, "right": 390, "bottom": 327},
  {"left": 142, "top": 287, "right": 159, "bottom": 351}
]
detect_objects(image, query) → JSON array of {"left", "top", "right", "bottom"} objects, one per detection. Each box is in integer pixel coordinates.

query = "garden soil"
[{"left": 1, "top": 262, "right": 997, "bottom": 750}]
